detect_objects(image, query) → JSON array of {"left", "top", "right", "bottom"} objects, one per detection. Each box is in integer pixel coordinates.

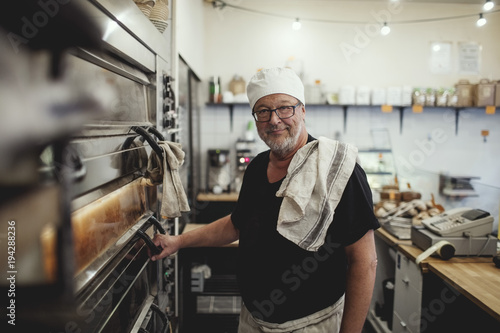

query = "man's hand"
[
  {"left": 148, "top": 214, "right": 239, "bottom": 261},
  {"left": 150, "top": 233, "right": 181, "bottom": 261}
]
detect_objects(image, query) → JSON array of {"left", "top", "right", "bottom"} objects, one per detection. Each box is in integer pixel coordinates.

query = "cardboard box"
[
  {"left": 474, "top": 79, "right": 495, "bottom": 106},
  {"left": 455, "top": 79, "right": 473, "bottom": 107}
]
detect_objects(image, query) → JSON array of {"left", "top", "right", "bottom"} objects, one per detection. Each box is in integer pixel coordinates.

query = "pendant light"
[
  {"left": 483, "top": 0, "right": 494, "bottom": 11},
  {"left": 292, "top": 18, "right": 301, "bottom": 30},
  {"left": 476, "top": 13, "right": 487, "bottom": 26},
  {"left": 380, "top": 22, "right": 391, "bottom": 36}
]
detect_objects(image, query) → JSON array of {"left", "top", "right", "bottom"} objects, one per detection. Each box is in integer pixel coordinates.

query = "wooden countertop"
[
  {"left": 375, "top": 227, "right": 500, "bottom": 322},
  {"left": 428, "top": 261, "right": 500, "bottom": 322},
  {"left": 196, "top": 192, "right": 239, "bottom": 202},
  {"left": 183, "top": 223, "right": 239, "bottom": 247}
]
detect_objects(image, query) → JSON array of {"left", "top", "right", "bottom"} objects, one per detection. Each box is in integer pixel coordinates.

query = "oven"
[{"left": 0, "top": 1, "right": 178, "bottom": 332}]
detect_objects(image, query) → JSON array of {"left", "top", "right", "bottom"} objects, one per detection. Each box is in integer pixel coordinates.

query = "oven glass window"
[{"left": 76, "top": 236, "right": 158, "bottom": 332}]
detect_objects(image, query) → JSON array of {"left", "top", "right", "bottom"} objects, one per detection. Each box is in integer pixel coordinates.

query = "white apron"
[{"left": 238, "top": 295, "right": 344, "bottom": 333}]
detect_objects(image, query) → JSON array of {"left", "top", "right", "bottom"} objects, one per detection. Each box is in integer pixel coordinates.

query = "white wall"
[
  {"left": 202, "top": 1, "right": 500, "bottom": 91},
  {"left": 176, "top": 0, "right": 205, "bottom": 77}
]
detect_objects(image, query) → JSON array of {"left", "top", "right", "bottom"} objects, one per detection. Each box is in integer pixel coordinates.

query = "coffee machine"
[
  {"left": 236, "top": 149, "right": 253, "bottom": 172},
  {"left": 234, "top": 138, "right": 255, "bottom": 192},
  {"left": 206, "top": 149, "right": 231, "bottom": 194}
]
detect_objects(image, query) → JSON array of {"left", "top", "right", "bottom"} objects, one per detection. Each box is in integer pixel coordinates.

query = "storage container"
[
  {"left": 474, "top": 78, "right": 495, "bottom": 106},
  {"left": 356, "top": 86, "right": 371, "bottom": 105},
  {"left": 455, "top": 79, "right": 473, "bottom": 107}
]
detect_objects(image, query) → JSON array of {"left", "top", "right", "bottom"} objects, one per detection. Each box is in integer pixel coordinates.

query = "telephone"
[{"left": 422, "top": 207, "right": 494, "bottom": 237}]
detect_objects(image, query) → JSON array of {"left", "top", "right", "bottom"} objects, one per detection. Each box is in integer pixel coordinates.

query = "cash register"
[{"left": 411, "top": 207, "right": 497, "bottom": 256}]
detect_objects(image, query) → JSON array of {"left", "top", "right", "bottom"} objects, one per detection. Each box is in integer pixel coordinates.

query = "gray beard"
[{"left": 260, "top": 121, "right": 303, "bottom": 159}]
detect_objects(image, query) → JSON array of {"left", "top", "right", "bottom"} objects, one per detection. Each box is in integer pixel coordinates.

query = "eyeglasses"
[{"left": 252, "top": 102, "right": 301, "bottom": 122}]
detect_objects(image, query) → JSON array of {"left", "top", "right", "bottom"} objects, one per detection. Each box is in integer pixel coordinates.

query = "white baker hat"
[{"left": 246, "top": 67, "right": 305, "bottom": 110}]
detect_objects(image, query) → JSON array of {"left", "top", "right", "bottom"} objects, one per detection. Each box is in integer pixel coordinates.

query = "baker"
[{"left": 151, "top": 67, "right": 380, "bottom": 333}]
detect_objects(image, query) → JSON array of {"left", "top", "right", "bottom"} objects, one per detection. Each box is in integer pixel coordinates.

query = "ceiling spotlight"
[
  {"left": 292, "top": 18, "right": 301, "bottom": 30},
  {"left": 476, "top": 13, "right": 487, "bottom": 27},
  {"left": 483, "top": 0, "right": 494, "bottom": 11},
  {"left": 381, "top": 22, "right": 391, "bottom": 36}
]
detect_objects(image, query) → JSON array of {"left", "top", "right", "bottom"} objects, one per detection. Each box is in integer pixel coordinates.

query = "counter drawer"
[
  {"left": 392, "top": 251, "right": 424, "bottom": 333},
  {"left": 396, "top": 251, "right": 423, "bottom": 292},
  {"left": 392, "top": 284, "right": 422, "bottom": 333}
]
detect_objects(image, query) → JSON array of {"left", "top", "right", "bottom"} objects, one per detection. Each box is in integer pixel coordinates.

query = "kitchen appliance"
[
  {"left": 207, "top": 149, "right": 231, "bottom": 193},
  {"left": 411, "top": 225, "right": 497, "bottom": 257},
  {"left": 0, "top": 0, "right": 179, "bottom": 332},
  {"left": 234, "top": 138, "right": 255, "bottom": 192},
  {"left": 234, "top": 149, "right": 254, "bottom": 193},
  {"left": 439, "top": 174, "right": 479, "bottom": 197},
  {"left": 411, "top": 207, "right": 496, "bottom": 256},
  {"left": 236, "top": 149, "right": 253, "bottom": 172}
]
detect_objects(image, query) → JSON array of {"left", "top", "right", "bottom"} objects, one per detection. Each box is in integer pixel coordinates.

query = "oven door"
[
  {"left": 75, "top": 219, "right": 165, "bottom": 333},
  {"left": 134, "top": 299, "right": 171, "bottom": 333}
]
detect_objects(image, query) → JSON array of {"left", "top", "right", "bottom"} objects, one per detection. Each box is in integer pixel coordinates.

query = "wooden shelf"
[{"left": 205, "top": 103, "right": 496, "bottom": 135}]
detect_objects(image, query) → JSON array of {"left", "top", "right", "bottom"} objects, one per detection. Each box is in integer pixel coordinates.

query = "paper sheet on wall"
[
  {"left": 429, "top": 42, "right": 452, "bottom": 74},
  {"left": 458, "top": 42, "right": 481, "bottom": 74}
]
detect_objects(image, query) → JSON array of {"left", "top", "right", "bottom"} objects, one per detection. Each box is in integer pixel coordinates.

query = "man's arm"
[
  {"left": 339, "top": 229, "right": 378, "bottom": 333},
  {"left": 150, "top": 214, "right": 239, "bottom": 261}
]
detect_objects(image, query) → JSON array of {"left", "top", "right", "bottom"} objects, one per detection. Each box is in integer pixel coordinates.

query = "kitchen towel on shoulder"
[
  {"left": 276, "top": 137, "right": 358, "bottom": 251},
  {"left": 144, "top": 141, "right": 190, "bottom": 218}
]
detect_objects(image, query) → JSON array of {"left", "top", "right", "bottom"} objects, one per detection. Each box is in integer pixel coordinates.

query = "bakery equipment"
[
  {"left": 236, "top": 149, "right": 253, "bottom": 172},
  {"left": 207, "top": 149, "right": 231, "bottom": 193},
  {"left": 421, "top": 207, "right": 493, "bottom": 237},
  {"left": 0, "top": 1, "right": 178, "bottom": 331},
  {"left": 411, "top": 225, "right": 497, "bottom": 257}
]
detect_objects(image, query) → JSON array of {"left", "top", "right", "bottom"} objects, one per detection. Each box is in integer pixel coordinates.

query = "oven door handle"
[
  {"left": 132, "top": 126, "right": 163, "bottom": 158},
  {"left": 147, "top": 126, "right": 165, "bottom": 141},
  {"left": 150, "top": 303, "right": 170, "bottom": 333},
  {"left": 149, "top": 216, "right": 166, "bottom": 235},
  {"left": 136, "top": 229, "right": 162, "bottom": 255}
]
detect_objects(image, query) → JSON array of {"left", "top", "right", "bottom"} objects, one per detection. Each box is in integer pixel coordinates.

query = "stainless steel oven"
[{"left": 0, "top": 0, "right": 178, "bottom": 332}]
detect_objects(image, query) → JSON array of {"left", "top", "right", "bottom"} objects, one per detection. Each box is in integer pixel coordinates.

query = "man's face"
[{"left": 253, "top": 93, "right": 306, "bottom": 157}]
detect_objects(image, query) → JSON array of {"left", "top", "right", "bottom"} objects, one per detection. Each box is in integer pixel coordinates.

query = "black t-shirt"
[{"left": 231, "top": 136, "right": 380, "bottom": 323}]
